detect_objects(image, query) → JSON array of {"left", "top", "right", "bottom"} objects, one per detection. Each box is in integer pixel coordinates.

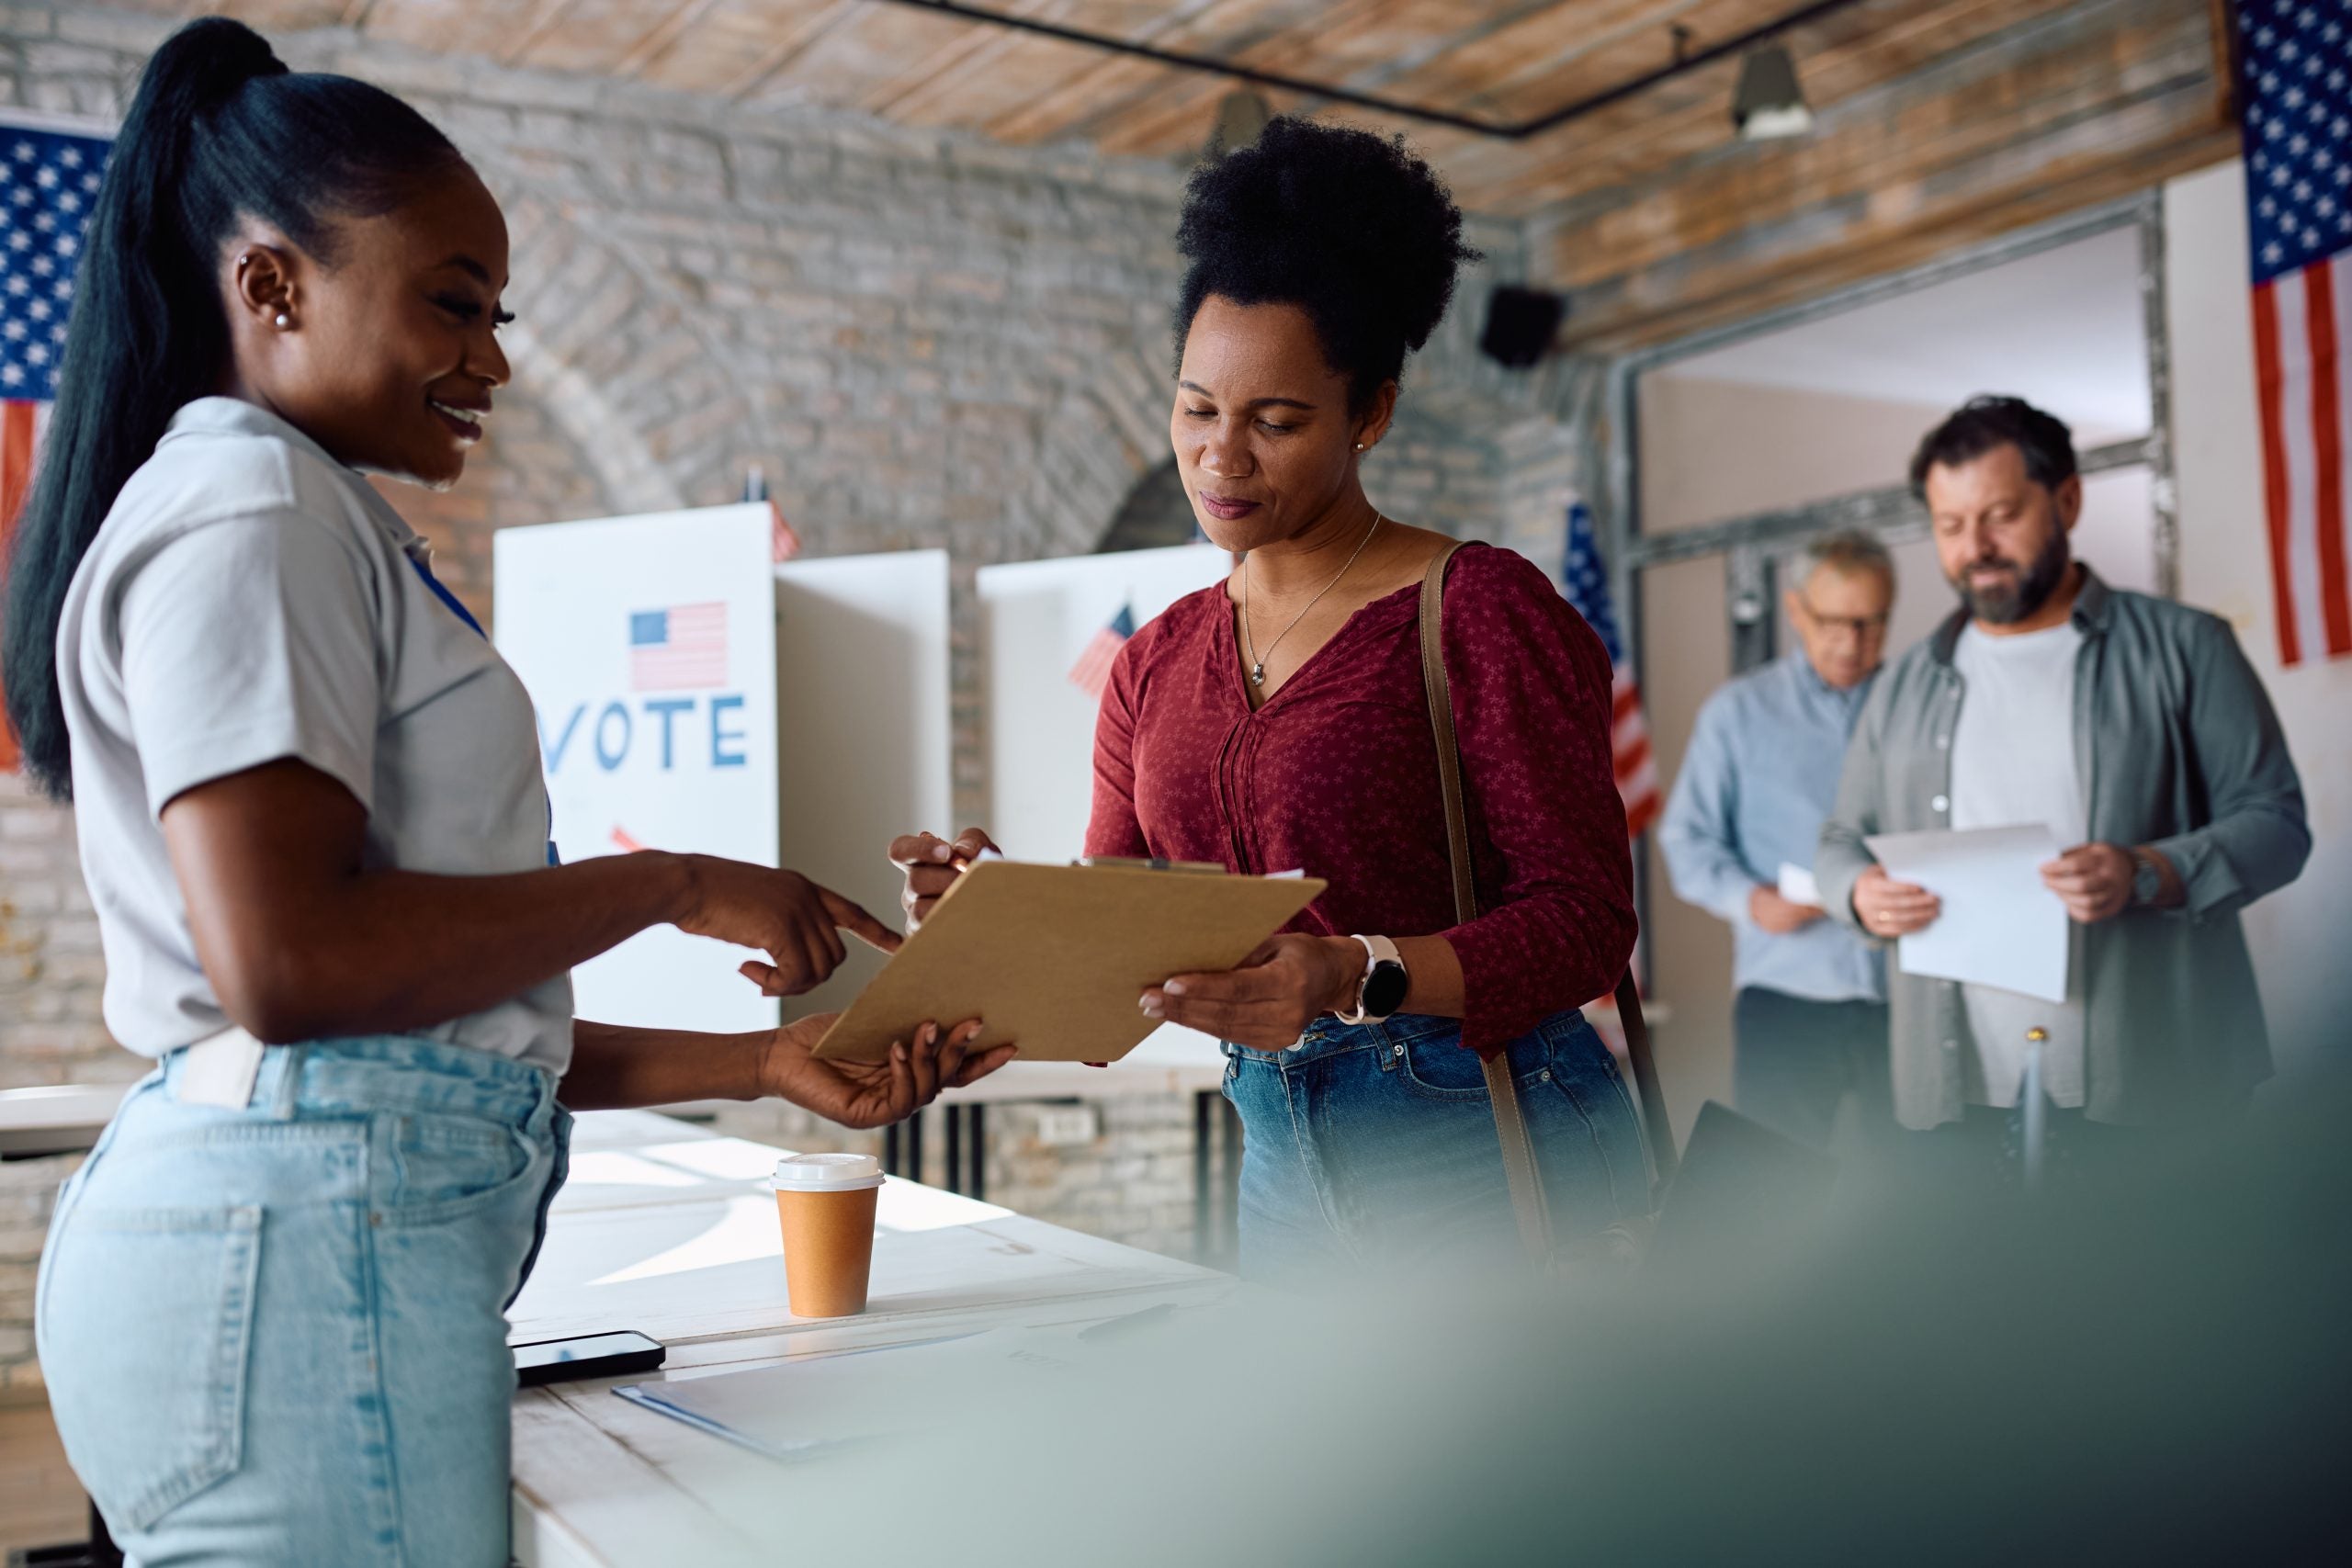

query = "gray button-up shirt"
[
  {"left": 1816, "top": 569, "right": 2310, "bottom": 1130},
  {"left": 1659, "top": 651, "right": 1884, "bottom": 1005}
]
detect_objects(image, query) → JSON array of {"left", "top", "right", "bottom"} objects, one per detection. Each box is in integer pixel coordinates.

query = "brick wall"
[{"left": 0, "top": 3, "right": 1610, "bottom": 1391}]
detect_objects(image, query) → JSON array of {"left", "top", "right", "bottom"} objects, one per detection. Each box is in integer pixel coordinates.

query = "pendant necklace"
[{"left": 1243, "top": 511, "right": 1385, "bottom": 689}]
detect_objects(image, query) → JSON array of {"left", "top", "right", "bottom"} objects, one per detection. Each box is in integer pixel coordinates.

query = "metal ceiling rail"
[{"left": 863, "top": 0, "right": 1871, "bottom": 140}]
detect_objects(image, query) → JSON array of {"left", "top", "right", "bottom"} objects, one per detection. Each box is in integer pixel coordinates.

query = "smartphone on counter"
[{"left": 513, "top": 1330, "right": 665, "bottom": 1386}]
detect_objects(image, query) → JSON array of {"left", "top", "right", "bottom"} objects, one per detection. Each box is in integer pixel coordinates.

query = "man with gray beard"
[{"left": 1816, "top": 397, "right": 2308, "bottom": 1177}]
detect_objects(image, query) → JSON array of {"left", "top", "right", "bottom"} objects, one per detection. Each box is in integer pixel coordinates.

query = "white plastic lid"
[{"left": 769, "top": 1152, "right": 886, "bottom": 1192}]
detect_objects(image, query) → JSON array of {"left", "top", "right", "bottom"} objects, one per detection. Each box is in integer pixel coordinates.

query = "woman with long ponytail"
[{"left": 8, "top": 21, "right": 1010, "bottom": 1562}]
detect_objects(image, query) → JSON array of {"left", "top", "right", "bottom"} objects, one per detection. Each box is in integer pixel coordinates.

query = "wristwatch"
[
  {"left": 2128, "top": 848, "right": 2164, "bottom": 908},
  {"left": 1335, "top": 935, "right": 1409, "bottom": 1024}
]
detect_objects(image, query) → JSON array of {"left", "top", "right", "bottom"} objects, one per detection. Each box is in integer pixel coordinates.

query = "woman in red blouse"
[{"left": 900, "top": 118, "right": 1645, "bottom": 1279}]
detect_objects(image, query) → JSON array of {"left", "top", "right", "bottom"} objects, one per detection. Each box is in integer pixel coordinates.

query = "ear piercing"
[
  {"left": 274, "top": 313, "right": 291, "bottom": 329},
  {"left": 1354, "top": 442, "right": 1367, "bottom": 450}
]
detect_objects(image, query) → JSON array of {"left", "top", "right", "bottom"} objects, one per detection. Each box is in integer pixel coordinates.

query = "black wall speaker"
[{"left": 1479, "top": 285, "right": 1566, "bottom": 369}]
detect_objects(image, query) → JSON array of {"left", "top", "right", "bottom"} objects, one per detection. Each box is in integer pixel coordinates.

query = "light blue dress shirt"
[{"left": 1659, "top": 651, "right": 1883, "bottom": 1005}]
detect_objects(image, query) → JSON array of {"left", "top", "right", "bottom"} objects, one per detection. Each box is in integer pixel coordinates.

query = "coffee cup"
[{"left": 770, "top": 1152, "right": 885, "bottom": 1318}]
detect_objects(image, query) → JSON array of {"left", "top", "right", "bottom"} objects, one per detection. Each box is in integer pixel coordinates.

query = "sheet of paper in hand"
[{"left": 1862, "top": 825, "right": 2068, "bottom": 1003}]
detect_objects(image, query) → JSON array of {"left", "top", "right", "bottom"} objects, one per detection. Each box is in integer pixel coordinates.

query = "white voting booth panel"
[
  {"left": 977, "top": 543, "right": 1228, "bottom": 862},
  {"left": 494, "top": 505, "right": 950, "bottom": 1035},
  {"left": 772, "top": 549, "right": 952, "bottom": 1021},
  {"left": 977, "top": 543, "right": 1233, "bottom": 1069}
]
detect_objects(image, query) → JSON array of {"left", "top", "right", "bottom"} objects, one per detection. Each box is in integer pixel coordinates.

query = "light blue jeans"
[
  {"left": 35, "top": 1035, "right": 571, "bottom": 1566},
  {"left": 1221, "top": 1010, "right": 1649, "bottom": 1282}
]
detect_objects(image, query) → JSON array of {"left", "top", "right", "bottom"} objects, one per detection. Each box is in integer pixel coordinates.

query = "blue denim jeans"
[
  {"left": 1220, "top": 1010, "right": 1649, "bottom": 1281},
  {"left": 35, "top": 1035, "right": 571, "bottom": 1567}
]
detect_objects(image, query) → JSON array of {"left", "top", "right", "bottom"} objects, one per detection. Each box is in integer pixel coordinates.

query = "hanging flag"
[
  {"left": 1068, "top": 604, "right": 1134, "bottom": 700},
  {"left": 0, "top": 117, "right": 111, "bottom": 772},
  {"left": 1561, "top": 497, "right": 1659, "bottom": 839},
  {"left": 2240, "top": 0, "right": 2352, "bottom": 666}
]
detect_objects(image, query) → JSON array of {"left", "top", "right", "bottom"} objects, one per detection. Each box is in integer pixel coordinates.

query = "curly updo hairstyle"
[{"left": 1173, "top": 116, "right": 1480, "bottom": 415}]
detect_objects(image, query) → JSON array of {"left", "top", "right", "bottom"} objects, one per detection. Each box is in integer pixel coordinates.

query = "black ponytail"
[{"left": 0, "top": 17, "right": 468, "bottom": 799}]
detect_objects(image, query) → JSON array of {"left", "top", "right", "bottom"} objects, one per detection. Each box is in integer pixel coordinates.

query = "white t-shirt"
[
  {"left": 1948, "top": 618, "right": 2086, "bottom": 1109},
  {"left": 55, "top": 398, "right": 573, "bottom": 1070}
]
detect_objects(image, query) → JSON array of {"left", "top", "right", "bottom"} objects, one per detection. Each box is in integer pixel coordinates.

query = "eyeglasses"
[{"left": 1795, "top": 599, "right": 1891, "bottom": 638}]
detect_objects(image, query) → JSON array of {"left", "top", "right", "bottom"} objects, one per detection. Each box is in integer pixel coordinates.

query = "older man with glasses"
[{"left": 1661, "top": 532, "right": 1896, "bottom": 1152}]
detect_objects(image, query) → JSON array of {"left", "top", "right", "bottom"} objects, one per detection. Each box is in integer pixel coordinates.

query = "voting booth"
[{"left": 494, "top": 505, "right": 952, "bottom": 1033}]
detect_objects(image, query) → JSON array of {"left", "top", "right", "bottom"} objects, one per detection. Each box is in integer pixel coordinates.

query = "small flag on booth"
[
  {"left": 766, "top": 500, "right": 800, "bottom": 564},
  {"left": 1069, "top": 604, "right": 1135, "bottom": 700},
  {"left": 1561, "top": 497, "right": 1660, "bottom": 840}
]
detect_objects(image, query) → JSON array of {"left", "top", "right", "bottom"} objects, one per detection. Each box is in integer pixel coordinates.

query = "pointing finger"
[{"left": 823, "top": 887, "right": 906, "bottom": 954}]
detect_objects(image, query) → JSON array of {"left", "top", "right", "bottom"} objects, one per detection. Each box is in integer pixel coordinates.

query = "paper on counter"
[
  {"left": 1776, "top": 863, "right": 1821, "bottom": 907},
  {"left": 614, "top": 1317, "right": 1154, "bottom": 1463},
  {"left": 1862, "top": 824, "right": 2068, "bottom": 1003}
]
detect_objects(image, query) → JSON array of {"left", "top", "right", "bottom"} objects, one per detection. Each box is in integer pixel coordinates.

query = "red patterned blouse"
[{"left": 1086, "top": 542, "right": 1636, "bottom": 1057}]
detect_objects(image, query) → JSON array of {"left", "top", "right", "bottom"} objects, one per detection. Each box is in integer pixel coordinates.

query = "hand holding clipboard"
[{"left": 825, "top": 835, "right": 1325, "bottom": 1065}]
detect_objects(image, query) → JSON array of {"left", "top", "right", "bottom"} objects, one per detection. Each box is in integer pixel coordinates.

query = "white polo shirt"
[{"left": 56, "top": 397, "right": 573, "bottom": 1071}]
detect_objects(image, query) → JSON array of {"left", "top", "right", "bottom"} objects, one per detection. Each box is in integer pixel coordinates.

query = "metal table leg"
[
  {"left": 968, "top": 1104, "right": 987, "bottom": 1202},
  {"left": 1220, "top": 1094, "right": 1243, "bottom": 1264},
  {"left": 1193, "top": 1090, "right": 1214, "bottom": 1261}
]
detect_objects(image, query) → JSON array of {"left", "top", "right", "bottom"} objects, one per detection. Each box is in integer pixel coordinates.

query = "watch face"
[
  {"left": 2132, "top": 857, "right": 2162, "bottom": 905},
  {"left": 1363, "top": 960, "right": 1410, "bottom": 1019}
]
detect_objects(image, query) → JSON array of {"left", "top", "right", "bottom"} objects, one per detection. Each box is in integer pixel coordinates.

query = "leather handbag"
[{"left": 1417, "top": 542, "right": 1680, "bottom": 1258}]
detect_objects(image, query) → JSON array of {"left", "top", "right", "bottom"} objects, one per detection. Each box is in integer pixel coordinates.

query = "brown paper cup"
[{"left": 771, "top": 1154, "right": 884, "bottom": 1318}]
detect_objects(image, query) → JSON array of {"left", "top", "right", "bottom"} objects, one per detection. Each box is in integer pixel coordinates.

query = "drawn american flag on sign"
[
  {"left": 2240, "top": 0, "right": 2352, "bottom": 665},
  {"left": 629, "top": 603, "right": 729, "bottom": 691}
]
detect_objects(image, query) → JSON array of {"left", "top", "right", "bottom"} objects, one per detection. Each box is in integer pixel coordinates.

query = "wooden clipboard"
[{"left": 809, "top": 860, "right": 1327, "bottom": 1064}]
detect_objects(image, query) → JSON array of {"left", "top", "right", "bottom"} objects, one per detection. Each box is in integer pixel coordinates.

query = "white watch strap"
[{"left": 1333, "top": 935, "right": 1406, "bottom": 1025}]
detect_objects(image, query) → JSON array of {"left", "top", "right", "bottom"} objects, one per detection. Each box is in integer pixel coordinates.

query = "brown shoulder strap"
[
  {"left": 1418, "top": 545, "right": 1479, "bottom": 929},
  {"left": 1417, "top": 543, "right": 1678, "bottom": 1244},
  {"left": 1419, "top": 544, "right": 1551, "bottom": 1258}
]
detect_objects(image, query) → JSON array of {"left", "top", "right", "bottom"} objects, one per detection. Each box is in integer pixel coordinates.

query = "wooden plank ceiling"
[
  {"left": 113, "top": 1, "right": 2233, "bottom": 345},
  {"left": 107, "top": 1, "right": 2140, "bottom": 214}
]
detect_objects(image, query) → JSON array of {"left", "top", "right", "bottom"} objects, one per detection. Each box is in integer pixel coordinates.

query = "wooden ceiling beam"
[
  {"left": 612, "top": 0, "right": 729, "bottom": 75},
  {"left": 1536, "top": 0, "right": 2229, "bottom": 348},
  {"left": 722, "top": 0, "right": 861, "bottom": 99},
  {"left": 1443, "top": 0, "right": 2056, "bottom": 213}
]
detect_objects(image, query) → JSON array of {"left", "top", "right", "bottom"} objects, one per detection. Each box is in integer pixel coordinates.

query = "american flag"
[
  {"left": 628, "top": 602, "right": 729, "bottom": 690},
  {"left": 1069, "top": 603, "right": 1134, "bottom": 700},
  {"left": 2241, "top": 0, "right": 2352, "bottom": 666},
  {"left": 1, "top": 118, "right": 109, "bottom": 772},
  {"left": 1562, "top": 498, "right": 1659, "bottom": 839}
]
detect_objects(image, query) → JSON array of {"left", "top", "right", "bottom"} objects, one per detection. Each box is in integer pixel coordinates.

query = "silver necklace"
[{"left": 1242, "top": 512, "right": 1385, "bottom": 688}]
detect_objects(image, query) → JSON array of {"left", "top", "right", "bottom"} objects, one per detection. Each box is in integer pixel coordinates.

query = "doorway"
[{"left": 1612, "top": 196, "right": 2174, "bottom": 1139}]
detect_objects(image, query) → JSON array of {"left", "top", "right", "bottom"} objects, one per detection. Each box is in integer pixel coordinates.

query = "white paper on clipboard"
[{"left": 1863, "top": 825, "right": 2068, "bottom": 1003}]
